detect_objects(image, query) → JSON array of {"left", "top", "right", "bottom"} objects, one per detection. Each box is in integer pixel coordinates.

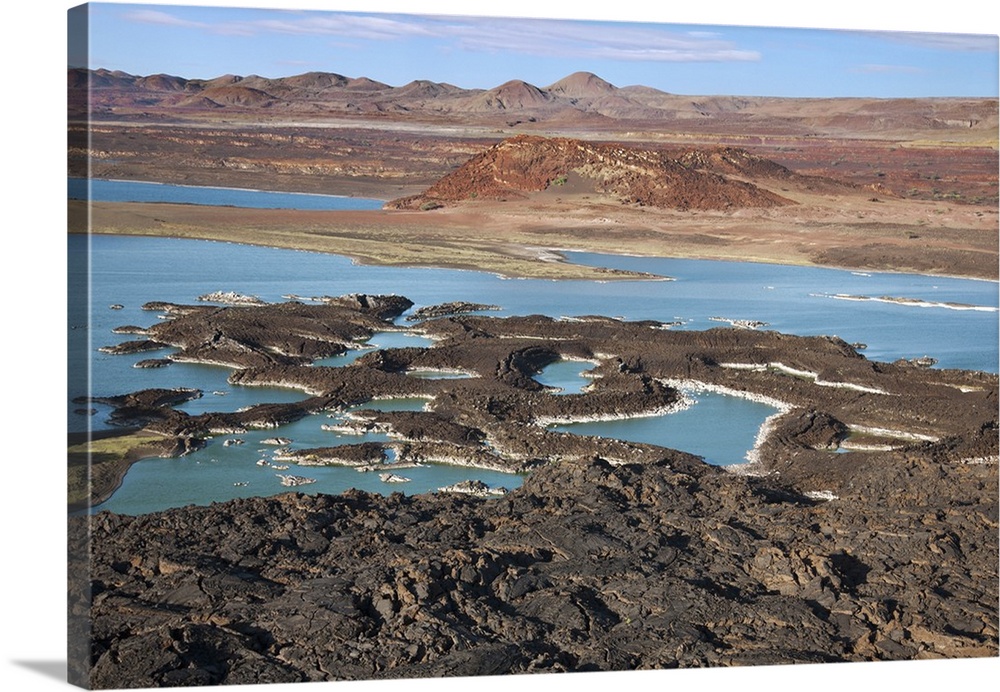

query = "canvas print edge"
[{"left": 58, "top": 0, "right": 996, "bottom": 688}]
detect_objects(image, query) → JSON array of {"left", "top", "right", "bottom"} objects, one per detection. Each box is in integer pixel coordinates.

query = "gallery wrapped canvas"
[{"left": 66, "top": 1, "right": 998, "bottom": 689}]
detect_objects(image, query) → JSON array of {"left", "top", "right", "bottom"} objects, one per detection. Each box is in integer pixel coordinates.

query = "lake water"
[
  {"left": 551, "top": 388, "right": 780, "bottom": 467},
  {"left": 69, "top": 177, "right": 384, "bottom": 210},
  {"left": 70, "top": 180, "right": 998, "bottom": 514},
  {"left": 535, "top": 360, "right": 597, "bottom": 394},
  {"left": 99, "top": 401, "right": 520, "bottom": 516},
  {"left": 563, "top": 252, "right": 999, "bottom": 372}
]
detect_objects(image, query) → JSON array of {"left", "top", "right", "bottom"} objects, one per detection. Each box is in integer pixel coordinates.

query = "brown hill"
[
  {"left": 464, "top": 79, "right": 553, "bottom": 112},
  {"left": 137, "top": 74, "right": 187, "bottom": 91},
  {"left": 542, "top": 71, "right": 667, "bottom": 120},
  {"left": 345, "top": 76, "right": 391, "bottom": 90},
  {"left": 271, "top": 71, "right": 350, "bottom": 90},
  {"left": 200, "top": 74, "right": 243, "bottom": 89},
  {"left": 179, "top": 85, "right": 278, "bottom": 108},
  {"left": 546, "top": 71, "right": 618, "bottom": 98},
  {"left": 387, "top": 135, "right": 798, "bottom": 211},
  {"left": 396, "top": 79, "right": 463, "bottom": 99},
  {"left": 675, "top": 147, "right": 795, "bottom": 179},
  {"left": 68, "top": 68, "right": 998, "bottom": 143}
]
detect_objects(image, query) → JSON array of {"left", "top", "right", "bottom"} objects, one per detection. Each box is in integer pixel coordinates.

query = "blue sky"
[{"left": 73, "top": 1, "right": 999, "bottom": 98}]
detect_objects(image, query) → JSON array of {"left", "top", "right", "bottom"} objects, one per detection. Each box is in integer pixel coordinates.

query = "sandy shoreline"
[{"left": 71, "top": 195, "right": 998, "bottom": 281}]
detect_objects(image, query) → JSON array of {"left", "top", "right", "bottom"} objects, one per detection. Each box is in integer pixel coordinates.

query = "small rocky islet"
[{"left": 71, "top": 292, "right": 998, "bottom": 686}]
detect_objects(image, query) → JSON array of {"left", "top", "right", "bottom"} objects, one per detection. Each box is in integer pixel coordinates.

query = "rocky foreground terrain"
[{"left": 70, "top": 294, "right": 998, "bottom": 687}]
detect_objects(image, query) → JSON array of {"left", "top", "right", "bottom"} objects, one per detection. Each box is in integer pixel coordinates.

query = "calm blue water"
[
  {"left": 552, "top": 389, "right": 778, "bottom": 467},
  {"left": 70, "top": 181, "right": 998, "bottom": 513},
  {"left": 562, "top": 252, "right": 999, "bottom": 372},
  {"left": 535, "top": 360, "right": 596, "bottom": 394},
  {"left": 99, "top": 403, "right": 518, "bottom": 516},
  {"left": 69, "top": 177, "right": 384, "bottom": 210}
]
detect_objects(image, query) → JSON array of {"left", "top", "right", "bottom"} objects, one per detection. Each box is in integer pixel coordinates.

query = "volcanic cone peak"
[
  {"left": 278, "top": 71, "right": 351, "bottom": 90},
  {"left": 182, "top": 84, "right": 278, "bottom": 108},
  {"left": 473, "top": 80, "right": 553, "bottom": 111},
  {"left": 546, "top": 71, "right": 619, "bottom": 97},
  {"left": 388, "top": 134, "right": 797, "bottom": 211}
]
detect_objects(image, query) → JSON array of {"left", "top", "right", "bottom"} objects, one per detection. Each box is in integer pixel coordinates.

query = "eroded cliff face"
[
  {"left": 73, "top": 294, "right": 998, "bottom": 686},
  {"left": 388, "top": 135, "right": 799, "bottom": 211}
]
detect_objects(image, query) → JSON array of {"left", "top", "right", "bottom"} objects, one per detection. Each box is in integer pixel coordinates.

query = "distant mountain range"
[{"left": 68, "top": 68, "right": 998, "bottom": 138}]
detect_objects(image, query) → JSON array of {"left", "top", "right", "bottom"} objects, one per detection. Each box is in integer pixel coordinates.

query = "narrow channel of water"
[
  {"left": 406, "top": 369, "right": 478, "bottom": 380},
  {"left": 313, "top": 331, "right": 435, "bottom": 367}
]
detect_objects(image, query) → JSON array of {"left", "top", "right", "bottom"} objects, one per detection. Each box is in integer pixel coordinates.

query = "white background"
[{"left": 1, "top": 1, "right": 997, "bottom": 691}]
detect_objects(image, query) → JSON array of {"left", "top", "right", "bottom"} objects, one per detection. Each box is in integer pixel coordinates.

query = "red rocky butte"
[{"left": 388, "top": 135, "right": 798, "bottom": 211}]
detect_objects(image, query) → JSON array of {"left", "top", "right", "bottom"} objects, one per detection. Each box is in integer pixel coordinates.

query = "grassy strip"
[{"left": 68, "top": 430, "right": 180, "bottom": 511}]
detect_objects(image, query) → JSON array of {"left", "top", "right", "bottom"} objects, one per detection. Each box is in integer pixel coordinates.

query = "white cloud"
[
  {"left": 122, "top": 9, "right": 761, "bottom": 64},
  {"left": 123, "top": 10, "right": 208, "bottom": 29},
  {"left": 593, "top": 47, "right": 761, "bottom": 63},
  {"left": 230, "top": 15, "right": 437, "bottom": 40},
  {"left": 443, "top": 17, "right": 760, "bottom": 62},
  {"left": 875, "top": 30, "right": 998, "bottom": 53}
]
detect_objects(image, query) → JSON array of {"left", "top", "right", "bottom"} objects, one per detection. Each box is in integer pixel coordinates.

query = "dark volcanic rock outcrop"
[
  {"left": 75, "top": 294, "right": 999, "bottom": 686},
  {"left": 406, "top": 301, "right": 502, "bottom": 321},
  {"left": 97, "top": 339, "right": 170, "bottom": 355},
  {"left": 75, "top": 446, "right": 997, "bottom": 687},
  {"left": 138, "top": 294, "right": 413, "bottom": 368},
  {"left": 91, "top": 297, "right": 998, "bottom": 480},
  {"left": 75, "top": 388, "right": 203, "bottom": 428},
  {"left": 387, "top": 135, "right": 797, "bottom": 211}
]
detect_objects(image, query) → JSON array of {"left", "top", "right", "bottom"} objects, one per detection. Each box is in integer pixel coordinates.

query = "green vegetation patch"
[{"left": 68, "top": 430, "right": 173, "bottom": 509}]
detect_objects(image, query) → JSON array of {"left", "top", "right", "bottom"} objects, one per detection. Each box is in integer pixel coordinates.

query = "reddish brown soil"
[
  {"left": 762, "top": 141, "right": 998, "bottom": 206},
  {"left": 388, "top": 136, "right": 796, "bottom": 211}
]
